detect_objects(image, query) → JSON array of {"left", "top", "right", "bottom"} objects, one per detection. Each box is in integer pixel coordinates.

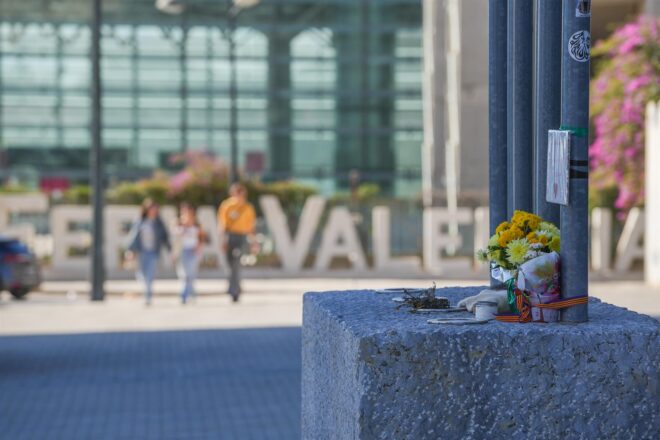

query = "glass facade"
[{"left": 0, "top": 0, "right": 422, "bottom": 196}]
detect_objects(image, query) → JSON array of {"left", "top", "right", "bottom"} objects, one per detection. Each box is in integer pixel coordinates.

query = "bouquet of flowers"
[{"left": 476, "top": 210, "right": 562, "bottom": 322}]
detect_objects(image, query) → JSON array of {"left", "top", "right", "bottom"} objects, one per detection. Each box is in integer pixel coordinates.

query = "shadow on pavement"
[{"left": 0, "top": 327, "right": 301, "bottom": 440}]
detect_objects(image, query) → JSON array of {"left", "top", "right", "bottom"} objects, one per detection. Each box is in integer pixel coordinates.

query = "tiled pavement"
[{"left": 0, "top": 327, "right": 301, "bottom": 440}]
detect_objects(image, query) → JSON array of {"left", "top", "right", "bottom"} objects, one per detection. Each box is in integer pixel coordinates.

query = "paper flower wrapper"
[{"left": 516, "top": 251, "right": 561, "bottom": 322}]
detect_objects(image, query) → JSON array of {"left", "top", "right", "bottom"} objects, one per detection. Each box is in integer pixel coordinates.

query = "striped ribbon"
[{"left": 495, "top": 288, "right": 588, "bottom": 323}]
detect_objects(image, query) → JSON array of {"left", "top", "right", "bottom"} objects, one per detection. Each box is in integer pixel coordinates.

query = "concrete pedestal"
[{"left": 302, "top": 287, "right": 659, "bottom": 440}]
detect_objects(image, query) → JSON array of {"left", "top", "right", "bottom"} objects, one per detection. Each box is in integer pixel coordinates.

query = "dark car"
[{"left": 0, "top": 235, "right": 41, "bottom": 299}]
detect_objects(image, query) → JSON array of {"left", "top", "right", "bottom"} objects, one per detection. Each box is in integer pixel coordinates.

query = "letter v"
[{"left": 260, "top": 195, "right": 326, "bottom": 272}]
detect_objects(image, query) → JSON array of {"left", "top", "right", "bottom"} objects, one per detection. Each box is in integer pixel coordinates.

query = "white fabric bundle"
[{"left": 457, "top": 289, "right": 509, "bottom": 313}]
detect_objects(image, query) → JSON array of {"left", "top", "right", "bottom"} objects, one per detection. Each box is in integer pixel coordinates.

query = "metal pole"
[
  {"left": 228, "top": 12, "right": 239, "bottom": 183},
  {"left": 90, "top": 0, "right": 105, "bottom": 301},
  {"left": 489, "top": 0, "right": 507, "bottom": 233},
  {"left": 560, "top": 0, "right": 590, "bottom": 322},
  {"left": 506, "top": 0, "right": 534, "bottom": 215},
  {"left": 533, "top": 0, "right": 561, "bottom": 225},
  {"left": 489, "top": 0, "right": 508, "bottom": 287}
]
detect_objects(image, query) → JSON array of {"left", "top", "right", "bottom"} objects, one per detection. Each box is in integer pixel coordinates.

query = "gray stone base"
[{"left": 302, "top": 287, "right": 660, "bottom": 440}]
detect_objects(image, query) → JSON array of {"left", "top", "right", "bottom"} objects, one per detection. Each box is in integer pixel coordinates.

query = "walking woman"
[
  {"left": 218, "top": 183, "right": 257, "bottom": 302},
  {"left": 173, "top": 204, "right": 205, "bottom": 304},
  {"left": 126, "top": 199, "right": 171, "bottom": 306}
]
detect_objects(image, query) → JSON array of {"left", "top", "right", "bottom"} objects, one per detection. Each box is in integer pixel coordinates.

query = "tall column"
[
  {"left": 506, "top": 0, "right": 533, "bottom": 215},
  {"left": 55, "top": 25, "right": 65, "bottom": 149},
  {"left": 179, "top": 18, "right": 189, "bottom": 152},
  {"left": 334, "top": 3, "right": 365, "bottom": 181},
  {"left": 370, "top": 28, "right": 395, "bottom": 191},
  {"left": 488, "top": 0, "right": 507, "bottom": 234},
  {"left": 334, "top": 0, "right": 395, "bottom": 191},
  {"left": 267, "top": 24, "right": 292, "bottom": 179},
  {"left": 228, "top": 16, "right": 239, "bottom": 183},
  {"left": 443, "top": 0, "right": 461, "bottom": 254},
  {"left": 534, "top": 0, "right": 562, "bottom": 225},
  {"left": 0, "top": 22, "right": 5, "bottom": 172},
  {"left": 645, "top": 102, "right": 660, "bottom": 287},
  {"left": 90, "top": 0, "right": 105, "bottom": 301},
  {"left": 560, "top": 0, "right": 590, "bottom": 322},
  {"left": 131, "top": 26, "right": 140, "bottom": 167},
  {"left": 422, "top": 0, "right": 446, "bottom": 207},
  {"left": 206, "top": 27, "right": 215, "bottom": 150}
]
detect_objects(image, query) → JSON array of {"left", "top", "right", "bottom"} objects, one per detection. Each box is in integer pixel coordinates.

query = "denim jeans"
[
  {"left": 138, "top": 251, "right": 159, "bottom": 303},
  {"left": 177, "top": 248, "right": 198, "bottom": 303}
]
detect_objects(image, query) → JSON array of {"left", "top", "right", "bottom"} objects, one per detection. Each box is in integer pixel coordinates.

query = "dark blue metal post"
[
  {"left": 90, "top": 0, "right": 105, "bottom": 301},
  {"left": 506, "top": 0, "right": 534, "bottom": 216},
  {"left": 534, "top": 0, "right": 562, "bottom": 225},
  {"left": 489, "top": 0, "right": 508, "bottom": 287},
  {"left": 489, "top": 0, "right": 508, "bottom": 234},
  {"left": 560, "top": 0, "right": 590, "bottom": 322}
]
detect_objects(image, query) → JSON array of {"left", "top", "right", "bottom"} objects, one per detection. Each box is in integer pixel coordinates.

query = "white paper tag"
[{"left": 546, "top": 130, "right": 571, "bottom": 205}]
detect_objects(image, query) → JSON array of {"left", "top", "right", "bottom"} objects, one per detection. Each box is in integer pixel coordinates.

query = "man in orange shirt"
[{"left": 218, "top": 183, "right": 257, "bottom": 302}]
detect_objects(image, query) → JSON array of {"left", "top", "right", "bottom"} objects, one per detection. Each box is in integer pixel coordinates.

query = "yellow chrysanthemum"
[
  {"left": 511, "top": 211, "right": 526, "bottom": 227},
  {"left": 498, "top": 230, "right": 514, "bottom": 247},
  {"left": 549, "top": 236, "right": 561, "bottom": 253},
  {"left": 475, "top": 249, "right": 489, "bottom": 262},
  {"left": 525, "top": 214, "right": 542, "bottom": 230},
  {"left": 512, "top": 210, "right": 542, "bottom": 231},
  {"left": 495, "top": 221, "right": 510, "bottom": 234},
  {"left": 539, "top": 221, "right": 560, "bottom": 236},
  {"left": 506, "top": 238, "right": 531, "bottom": 265},
  {"left": 489, "top": 249, "right": 508, "bottom": 268},
  {"left": 539, "top": 235, "right": 549, "bottom": 245},
  {"left": 509, "top": 225, "right": 525, "bottom": 239},
  {"left": 526, "top": 232, "right": 537, "bottom": 241}
]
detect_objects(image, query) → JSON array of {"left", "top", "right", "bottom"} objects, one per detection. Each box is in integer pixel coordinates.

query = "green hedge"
[{"left": 62, "top": 178, "right": 317, "bottom": 216}]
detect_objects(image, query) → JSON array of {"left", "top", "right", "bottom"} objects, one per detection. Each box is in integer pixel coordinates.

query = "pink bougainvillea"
[{"left": 590, "top": 16, "right": 660, "bottom": 218}]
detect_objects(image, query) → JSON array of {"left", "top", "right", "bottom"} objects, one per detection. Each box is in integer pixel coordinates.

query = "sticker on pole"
[
  {"left": 576, "top": 0, "right": 591, "bottom": 18},
  {"left": 546, "top": 130, "right": 571, "bottom": 206},
  {"left": 568, "top": 30, "right": 591, "bottom": 62}
]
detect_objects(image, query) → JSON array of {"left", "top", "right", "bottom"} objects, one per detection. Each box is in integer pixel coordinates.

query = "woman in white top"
[{"left": 173, "top": 204, "right": 205, "bottom": 304}]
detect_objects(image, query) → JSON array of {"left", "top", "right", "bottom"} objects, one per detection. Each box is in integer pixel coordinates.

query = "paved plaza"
[
  {"left": 0, "top": 327, "right": 301, "bottom": 440},
  {"left": 1, "top": 278, "right": 658, "bottom": 439}
]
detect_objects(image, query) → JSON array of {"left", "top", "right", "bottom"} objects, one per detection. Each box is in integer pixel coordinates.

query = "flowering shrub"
[
  {"left": 590, "top": 16, "right": 660, "bottom": 218},
  {"left": 167, "top": 151, "right": 230, "bottom": 206}
]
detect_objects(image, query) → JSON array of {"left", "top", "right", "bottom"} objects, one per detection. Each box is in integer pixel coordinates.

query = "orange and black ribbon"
[{"left": 495, "top": 289, "right": 588, "bottom": 323}]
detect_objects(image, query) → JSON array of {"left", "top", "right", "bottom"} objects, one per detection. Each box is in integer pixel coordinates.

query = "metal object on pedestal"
[{"left": 559, "top": 0, "right": 591, "bottom": 322}]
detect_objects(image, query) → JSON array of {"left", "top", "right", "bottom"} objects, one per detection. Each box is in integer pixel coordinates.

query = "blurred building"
[{"left": 0, "top": 0, "right": 655, "bottom": 198}]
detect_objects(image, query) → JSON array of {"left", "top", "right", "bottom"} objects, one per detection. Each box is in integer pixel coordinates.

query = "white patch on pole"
[
  {"left": 568, "top": 30, "right": 590, "bottom": 62},
  {"left": 546, "top": 130, "right": 571, "bottom": 206}
]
